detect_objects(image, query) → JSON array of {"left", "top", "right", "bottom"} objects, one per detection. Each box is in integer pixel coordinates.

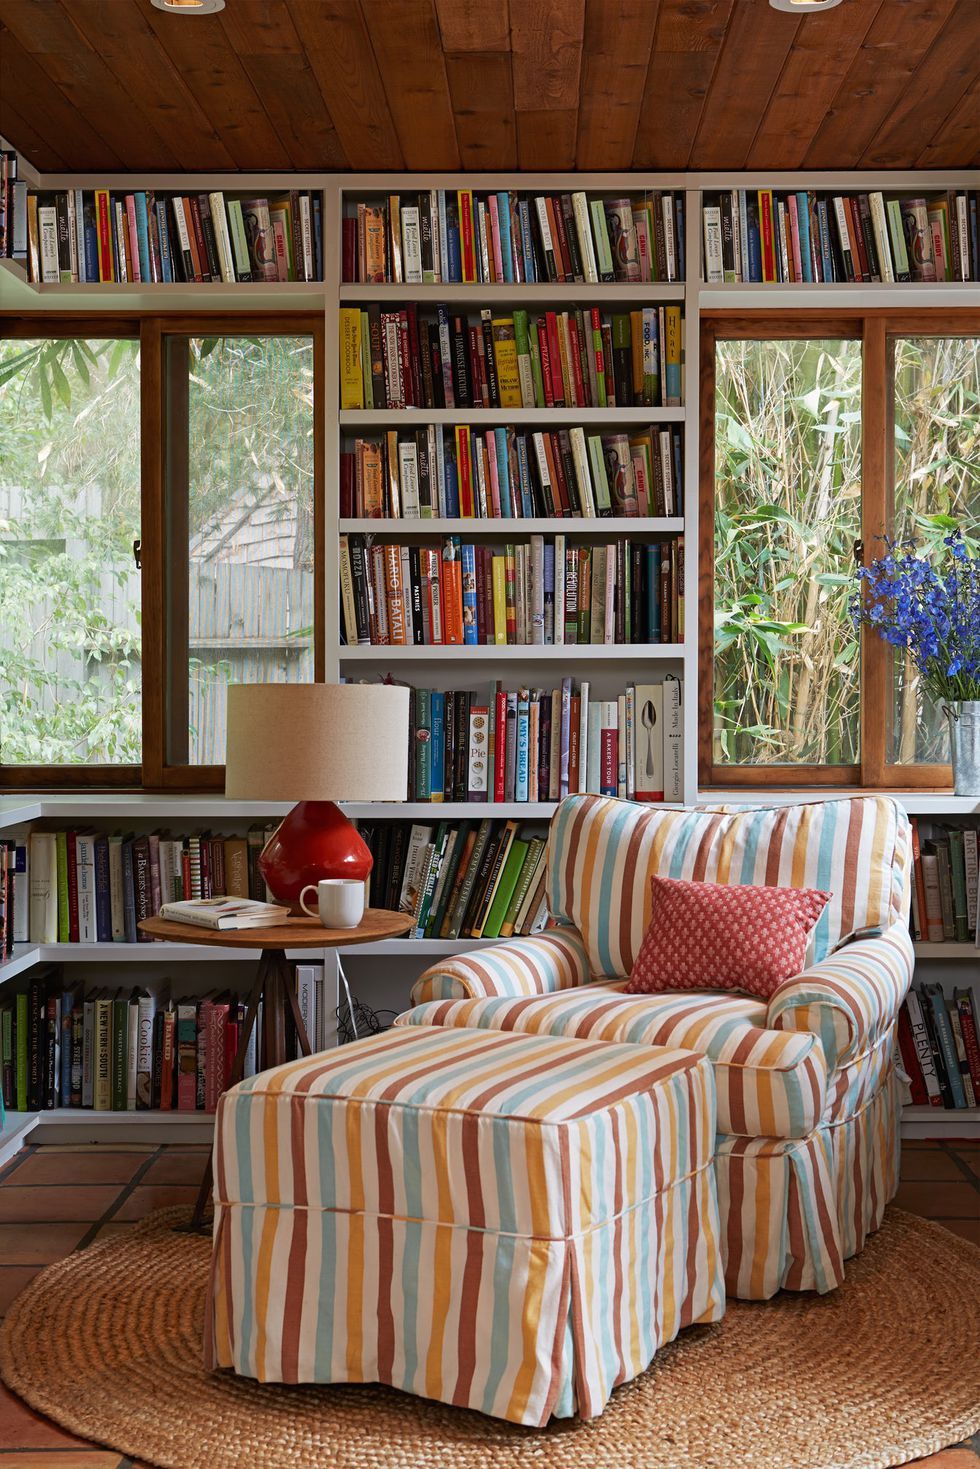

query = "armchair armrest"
[
  {"left": 767, "top": 923, "right": 914, "bottom": 1074},
  {"left": 410, "top": 926, "right": 591, "bottom": 1006}
]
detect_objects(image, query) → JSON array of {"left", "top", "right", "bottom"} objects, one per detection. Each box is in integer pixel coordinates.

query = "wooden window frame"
[
  {"left": 700, "top": 308, "right": 980, "bottom": 792},
  {"left": 1, "top": 312, "right": 325, "bottom": 794}
]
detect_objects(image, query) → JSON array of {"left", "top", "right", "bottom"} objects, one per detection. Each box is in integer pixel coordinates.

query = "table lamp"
[{"left": 224, "top": 683, "right": 410, "bottom": 908}]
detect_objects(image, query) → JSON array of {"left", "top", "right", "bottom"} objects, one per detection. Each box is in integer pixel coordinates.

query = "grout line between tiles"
[{"left": 72, "top": 1146, "right": 168, "bottom": 1251}]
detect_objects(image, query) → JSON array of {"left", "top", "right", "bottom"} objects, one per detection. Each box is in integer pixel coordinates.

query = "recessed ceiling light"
[
  {"left": 150, "top": 0, "right": 225, "bottom": 13},
  {"left": 769, "top": 0, "right": 844, "bottom": 10}
]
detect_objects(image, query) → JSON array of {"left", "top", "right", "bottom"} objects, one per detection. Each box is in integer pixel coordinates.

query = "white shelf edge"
[
  {"left": 913, "top": 943, "right": 979, "bottom": 959},
  {"left": 0, "top": 259, "right": 325, "bottom": 311},
  {"left": 700, "top": 283, "right": 980, "bottom": 310},
  {"left": 338, "top": 517, "right": 684, "bottom": 534},
  {"left": 901, "top": 1105, "right": 980, "bottom": 1140},
  {"left": 339, "top": 407, "right": 686, "bottom": 426},
  {"left": 346, "top": 802, "right": 557, "bottom": 819},
  {"left": 0, "top": 795, "right": 290, "bottom": 831},
  {"left": 339, "top": 282, "right": 686, "bottom": 303},
  {"left": 0, "top": 1112, "right": 41, "bottom": 1169},
  {"left": 340, "top": 938, "right": 500, "bottom": 956},
  {"left": 340, "top": 643, "right": 684, "bottom": 661}
]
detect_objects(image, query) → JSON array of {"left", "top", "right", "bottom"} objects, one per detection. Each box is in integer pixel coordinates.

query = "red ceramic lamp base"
[{"left": 258, "top": 801, "right": 373, "bottom": 911}]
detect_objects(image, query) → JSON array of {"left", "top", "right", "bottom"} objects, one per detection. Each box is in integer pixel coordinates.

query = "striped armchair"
[{"left": 398, "top": 794, "right": 914, "bottom": 1300}]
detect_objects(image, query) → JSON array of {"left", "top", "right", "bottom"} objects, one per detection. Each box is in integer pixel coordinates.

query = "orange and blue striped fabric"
[
  {"left": 206, "top": 1024, "right": 726, "bottom": 1425},
  {"left": 547, "top": 793, "right": 910, "bottom": 981},
  {"left": 400, "top": 985, "right": 828, "bottom": 1141}
]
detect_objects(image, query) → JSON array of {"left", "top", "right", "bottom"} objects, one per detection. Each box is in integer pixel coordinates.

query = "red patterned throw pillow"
[{"left": 625, "top": 876, "right": 830, "bottom": 1000}]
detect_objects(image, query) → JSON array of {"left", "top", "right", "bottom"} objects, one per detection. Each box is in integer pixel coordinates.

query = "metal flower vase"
[{"left": 943, "top": 701, "right": 980, "bottom": 796}]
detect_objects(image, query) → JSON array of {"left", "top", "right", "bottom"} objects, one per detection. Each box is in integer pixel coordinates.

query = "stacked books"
[
  {"left": 399, "top": 677, "right": 683, "bottom": 804},
  {"left": 339, "top": 303, "right": 683, "bottom": 411},
  {"left": 702, "top": 188, "right": 980, "bottom": 285},
  {"left": 0, "top": 964, "right": 329, "bottom": 1114},
  {"left": 0, "top": 149, "right": 26, "bottom": 263},
  {"left": 12, "top": 826, "right": 281, "bottom": 948},
  {"left": 157, "top": 897, "right": 288, "bottom": 930},
  {"left": 909, "top": 820, "right": 979, "bottom": 944},
  {"left": 343, "top": 189, "right": 684, "bottom": 285},
  {"left": 340, "top": 534, "right": 684, "bottom": 647},
  {"left": 362, "top": 819, "right": 550, "bottom": 941},
  {"left": 341, "top": 424, "right": 683, "bottom": 520},
  {"left": 22, "top": 187, "right": 323, "bottom": 285},
  {"left": 898, "top": 983, "right": 980, "bottom": 1111}
]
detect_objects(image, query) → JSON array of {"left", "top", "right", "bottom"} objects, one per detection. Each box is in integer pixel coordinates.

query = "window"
[
  {"left": 0, "top": 333, "right": 141, "bottom": 780},
  {"left": 701, "top": 312, "right": 980, "bottom": 790},
  {"left": 0, "top": 316, "right": 323, "bottom": 790},
  {"left": 709, "top": 331, "right": 862, "bottom": 775},
  {"left": 161, "top": 331, "right": 320, "bottom": 771},
  {"left": 889, "top": 334, "right": 980, "bottom": 767}
]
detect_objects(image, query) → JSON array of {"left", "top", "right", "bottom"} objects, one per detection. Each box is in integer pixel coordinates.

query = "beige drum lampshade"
[{"left": 224, "top": 683, "right": 410, "bottom": 802}]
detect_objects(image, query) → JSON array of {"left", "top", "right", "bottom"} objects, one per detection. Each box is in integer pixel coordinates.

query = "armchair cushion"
[
  {"left": 399, "top": 983, "right": 828, "bottom": 1140},
  {"left": 410, "top": 926, "right": 590, "bottom": 1006},
  {"left": 548, "top": 793, "right": 910, "bottom": 981},
  {"left": 767, "top": 923, "right": 915, "bottom": 1074}
]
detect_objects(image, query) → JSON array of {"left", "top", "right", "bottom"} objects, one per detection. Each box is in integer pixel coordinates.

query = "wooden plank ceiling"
[{"left": 1, "top": 0, "right": 979, "bottom": 174}]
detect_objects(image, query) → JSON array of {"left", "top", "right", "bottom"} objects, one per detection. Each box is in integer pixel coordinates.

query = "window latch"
[{"left": 133, "top": 537, "right": 142, "bottom": 570}]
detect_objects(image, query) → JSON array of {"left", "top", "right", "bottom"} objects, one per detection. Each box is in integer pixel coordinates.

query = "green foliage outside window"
[{"left": 0, "top": 338, "right": 143, "bottom": 766}]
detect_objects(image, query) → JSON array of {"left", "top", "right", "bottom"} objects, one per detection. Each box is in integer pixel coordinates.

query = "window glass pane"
[
  {"left": 890, "top": 336, "right": 980, "bottom": 765},
  {"left": 165, "top": 335, "right": 316, "bottom": 766},
  {"left": 0, "top": 337, "right": 141, "bottom": 766},
  {"left": 713, "top": 338, "right": 862, "bottom": 768}
]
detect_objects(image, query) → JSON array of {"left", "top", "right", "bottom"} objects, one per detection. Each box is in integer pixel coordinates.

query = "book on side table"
[{"left": 157, "top": 897, "right": 289, "bottom": 931}]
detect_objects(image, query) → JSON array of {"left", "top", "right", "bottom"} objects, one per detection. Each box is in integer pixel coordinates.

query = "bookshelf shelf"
[
  {"left": 698, "top": 284, "right": 980, "bottom": 309},
  {"left": 339, "top": 517, "right": 685, "bottom": 535},
  {"left": 901, "top": 1105, "right": 980, "bottom": 1140},
  {"left": 340, "top": 938, "right": 501, "bottom": 956},
  {"left": 339, "top": 282, "right": 686, "bottom": 304},
  {"left": 340, "top": 407, "right": 687, "bottom": 427},
  {"left": 0, "top": 1109, "right": 215, "bottom": 1168},
  {"left": 345, "top": 801, "right": 559, "bottom": 819},
  {"left": 338, "top": 644, "right": 684, "bottom": 662},
  {"left": 0, "top": 259, "right": 324, "bottom": 312},
  {"left": 913, "top": 943, "right": 979, "bottom": 959}
]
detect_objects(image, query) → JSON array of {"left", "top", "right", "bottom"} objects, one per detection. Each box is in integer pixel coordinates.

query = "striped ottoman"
[{"left": 205, "top": 1024, "right": 725, "bottom": 1426}]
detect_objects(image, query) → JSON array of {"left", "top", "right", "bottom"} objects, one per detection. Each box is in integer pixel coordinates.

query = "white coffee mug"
[{"left": 299, "top": 878, "right": 366, "bottom": 930}]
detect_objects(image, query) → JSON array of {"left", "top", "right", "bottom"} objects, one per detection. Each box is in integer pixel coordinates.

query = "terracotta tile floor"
[{"left": 0, "top": 1137, "right": 977, "bottom": 1466}]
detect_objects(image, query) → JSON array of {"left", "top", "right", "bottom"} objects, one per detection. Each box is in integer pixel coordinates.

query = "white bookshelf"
[
  {"left": 2, "top": 165, "right": 979, "bottom": 1144},
  {"left": 340, "top": 518, "right": 684, "bottom": 534}
]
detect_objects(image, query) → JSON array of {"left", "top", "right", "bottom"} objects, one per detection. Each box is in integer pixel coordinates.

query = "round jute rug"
[{"left": 1, "top": 1207, "right": 978, "bottom": 1469}]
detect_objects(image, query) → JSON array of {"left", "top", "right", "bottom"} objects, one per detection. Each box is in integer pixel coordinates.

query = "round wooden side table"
[{"left": 138, "top": 909, "right": 413, "bottom": 1230}]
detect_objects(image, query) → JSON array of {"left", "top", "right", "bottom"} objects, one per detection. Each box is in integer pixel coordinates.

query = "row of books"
[
  {"left": 19, "top": 187, "right": 323, "bottom": 285},
  {"left": 339, "top": 304, "right": 683, "bottom": 412},
  {"left": 343, "top": 189, "right": 685, "bottom": 286},
  {"left": 0, "top": 965, "right": 331, "bottom": 1114},
  {"left": 341, "top": 425, "right": 683, "bottom": 522},
  {"left": 909, "top": 821, "right": 979, "bottom": 945},
  {"left": 339, "top": 535, "right": 684, "bottom": 648},
  {"left": 898, "top": 984, "right": 980, "bottom": 1111},
  {"left": 398, "top": 678, "right": 683, "bottom": 805},
  {"left": 4, "top": 827, "right": 280, "bottom": 951},
  {"left": 362, "top": 819, "right": 550, "bottom": 941},
  {"left": 702, "top": 189, "right": 980, "bottom": 286}
]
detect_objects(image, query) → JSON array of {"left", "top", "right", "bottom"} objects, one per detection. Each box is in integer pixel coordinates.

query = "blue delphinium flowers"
[{"left": 851, "top": 532, "right": 980, "bottom": 703}]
